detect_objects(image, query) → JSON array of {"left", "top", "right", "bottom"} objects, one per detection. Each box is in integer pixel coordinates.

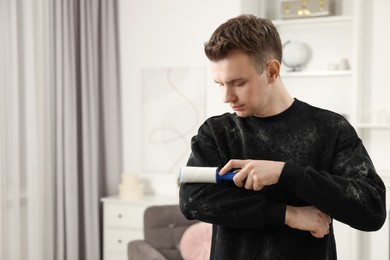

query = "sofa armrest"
[{"left": 128, "top": 240, "right": 167, "bottom": 260}]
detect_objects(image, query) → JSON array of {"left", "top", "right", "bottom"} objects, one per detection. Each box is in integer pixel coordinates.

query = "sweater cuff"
[
  {"left": 279, "top": 162, "right": 305, "bottom": 193},
  {"left": 263, "top": 203, "right": 286, "bottom": 226}
]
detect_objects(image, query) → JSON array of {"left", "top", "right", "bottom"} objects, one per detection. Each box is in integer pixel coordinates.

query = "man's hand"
[
  {"left": 285, "top": 206, "right": 332, "bottom": 238},
  {"left": 219, "top": 159, "right": 285, "bottom": 190}
]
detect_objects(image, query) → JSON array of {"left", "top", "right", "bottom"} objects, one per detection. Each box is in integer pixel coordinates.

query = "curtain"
[{"left": 0, "top": 0, "right": 122, "bottom": 260}]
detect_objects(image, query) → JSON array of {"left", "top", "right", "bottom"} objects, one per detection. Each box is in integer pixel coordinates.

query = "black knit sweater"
[{"left": 179, "top": 99, "right": 386, "bottom": 260}]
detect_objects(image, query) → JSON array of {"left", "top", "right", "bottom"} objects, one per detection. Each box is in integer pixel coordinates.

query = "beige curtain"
[{"left": 0, "top": 0, "right": 122, "bottom": 260}]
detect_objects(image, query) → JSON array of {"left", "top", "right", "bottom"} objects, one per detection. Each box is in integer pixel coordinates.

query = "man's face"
[{"left": 211, "top": 51, "right": 271, "bottom": 117}]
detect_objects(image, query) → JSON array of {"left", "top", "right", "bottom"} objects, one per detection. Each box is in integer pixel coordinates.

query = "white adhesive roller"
[{"left": 179, "top": 166, "right": 236, "bottom": 183}]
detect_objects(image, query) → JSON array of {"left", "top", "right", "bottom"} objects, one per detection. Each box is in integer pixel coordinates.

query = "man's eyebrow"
[{"left": 214, "top": 78, "right": 246, "bottom": 85}]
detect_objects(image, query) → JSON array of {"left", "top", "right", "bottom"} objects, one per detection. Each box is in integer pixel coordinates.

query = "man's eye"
[{"left": 235, "top": 82, "right": 245, "bottom": 86}]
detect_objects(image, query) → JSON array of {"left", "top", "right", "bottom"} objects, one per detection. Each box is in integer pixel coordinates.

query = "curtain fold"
[
  {"left": 0, "top": 1, "right": 25, "bottom": 259},
  {"left": 0, "top": 0, "right": 122, "bottom": 260}
]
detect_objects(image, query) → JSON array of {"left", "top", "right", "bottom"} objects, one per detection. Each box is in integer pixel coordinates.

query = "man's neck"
[{"left": 255, "top": 80, "right": 294, "bottom": 117}]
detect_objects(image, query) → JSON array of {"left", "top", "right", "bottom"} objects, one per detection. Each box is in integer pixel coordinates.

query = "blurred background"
[{"left": 1, "top": 0, "right": 389, "bottom": 260}]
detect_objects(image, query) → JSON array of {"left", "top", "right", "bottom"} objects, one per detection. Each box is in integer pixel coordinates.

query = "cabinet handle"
[{"left": 118, "top": 214, "right": 122, "bottom": 218}]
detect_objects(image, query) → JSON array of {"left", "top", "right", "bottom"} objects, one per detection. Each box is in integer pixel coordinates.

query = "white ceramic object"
[
  {"left": 282, "top": 40, "right": 312, "bottom": 71},
  {"left": 337, "top": 58, "right": 350, "bottom": 70}
]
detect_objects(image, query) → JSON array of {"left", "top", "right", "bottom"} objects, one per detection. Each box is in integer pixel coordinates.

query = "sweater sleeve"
[
  {"left": 279, "top": 130, "right": 386, "bottom": 231},
  {"left": 179, "top": 122, "right": 286, "bottom": 228}
]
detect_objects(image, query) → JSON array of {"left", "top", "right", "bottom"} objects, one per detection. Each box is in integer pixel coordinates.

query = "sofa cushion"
[{"left": 179, "top": 222, "right": 212, "bottom": 260}]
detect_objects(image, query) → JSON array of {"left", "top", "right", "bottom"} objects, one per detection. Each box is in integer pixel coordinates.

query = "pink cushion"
[{"left": 179, "top": 222, "right": 212, "bottom": 260}]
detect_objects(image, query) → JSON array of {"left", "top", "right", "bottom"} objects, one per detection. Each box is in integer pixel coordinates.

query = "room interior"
[
  {"left": 1, "top": 0, "right": 389, "bottom": 260},
  {"left": 118, "top": 0, "right": 390, "bottom": 259}
]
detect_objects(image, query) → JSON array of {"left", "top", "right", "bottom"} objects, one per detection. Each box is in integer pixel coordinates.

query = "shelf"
[
  {"left": 280, "top": 70, "right": 352, "bottom": 78},
  {"left": 273, "top": 15, "right": 353, "bottom": 26},
  {"left": 356, "top": 123, "right": 390, "bottom": 130}
]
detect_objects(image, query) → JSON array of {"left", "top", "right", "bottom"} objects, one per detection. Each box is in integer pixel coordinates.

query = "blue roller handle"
[{"left": 216, "top": 171, "right": 236, "bottom": 182}]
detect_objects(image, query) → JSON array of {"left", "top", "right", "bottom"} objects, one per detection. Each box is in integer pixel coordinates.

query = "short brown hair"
[{"left": 204, "top": 15, "right": 282, "bottom": 73}]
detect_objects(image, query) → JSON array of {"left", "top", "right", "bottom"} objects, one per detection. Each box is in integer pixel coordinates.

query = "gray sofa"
[{"left": 128, "top": 204, "right": 198, "bottom": 260}]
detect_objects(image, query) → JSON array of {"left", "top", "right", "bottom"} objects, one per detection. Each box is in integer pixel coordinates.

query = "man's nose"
[{"left": 222, "top": 87, "right": 236, "bottom": 103}]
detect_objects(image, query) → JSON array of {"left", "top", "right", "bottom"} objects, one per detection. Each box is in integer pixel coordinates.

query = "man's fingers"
[
  {"left": 311, "top": 226, "right": 328, "bottom": 239},
  {"left": 253, "top": 175, "right": 264, "bottom": 191},
  {"left": 219, "top": 159, "right": 245, "bottom": 175},
  {"left": 233, "top": 168, "right": 247, "bottom": 188},
  {"left": 243, "top": 174, "right": 253, "bottom": 189},
  {"left": 311, "top": 230, "right": 326, "bottom": 239},
  {"left": 309, "top": 209, "right": 331, "bottom": 239}
]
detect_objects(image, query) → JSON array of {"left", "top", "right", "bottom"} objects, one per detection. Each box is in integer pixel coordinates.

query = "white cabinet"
[{"left": 101, "top": 195, "right": 178, "bottom": 260}]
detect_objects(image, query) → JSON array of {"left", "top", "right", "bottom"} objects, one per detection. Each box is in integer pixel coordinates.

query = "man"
[{"left": 179, "top": 15, "right": 386, "bottom": 259}]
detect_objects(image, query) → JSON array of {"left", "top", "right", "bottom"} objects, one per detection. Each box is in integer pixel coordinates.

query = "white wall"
[{"left": 119, "top": 0, "right": 243, "bottom": 195}]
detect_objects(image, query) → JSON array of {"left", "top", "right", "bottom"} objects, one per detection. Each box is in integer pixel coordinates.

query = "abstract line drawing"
[{"left": 141, "top": 67, "right": 207, "bottom": 173}]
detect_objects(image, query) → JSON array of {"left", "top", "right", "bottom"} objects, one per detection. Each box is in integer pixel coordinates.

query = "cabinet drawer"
[
  {"left": 105, "top": 229, "right": 143, "bottom": 253},
  {"left": 105, "top": 204, "right": 147, "bottom": 228},
  {"left": 104, "top": 253, "right": 128, "bottom": 260}
]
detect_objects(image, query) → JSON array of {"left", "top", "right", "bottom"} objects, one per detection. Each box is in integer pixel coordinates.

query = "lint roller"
[{"left": 179, "top": 166, "right": 236, "bottom": 183}]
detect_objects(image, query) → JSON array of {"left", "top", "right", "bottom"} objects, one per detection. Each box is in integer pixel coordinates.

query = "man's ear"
[{"left": 267, "top": 60, "right": 280, "bottom": 83}]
